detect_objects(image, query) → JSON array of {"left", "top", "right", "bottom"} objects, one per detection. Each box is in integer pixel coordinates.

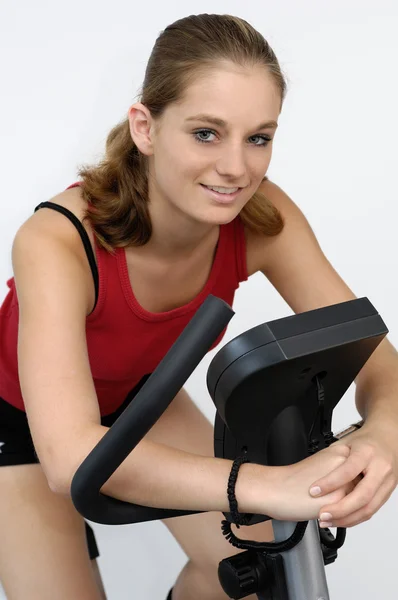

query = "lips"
[
  {"left": 200, "top": 183, "right": 243, "bottom": 203},
  {"left": 201, "top": 184, "right": 241, "bottom": 193}
]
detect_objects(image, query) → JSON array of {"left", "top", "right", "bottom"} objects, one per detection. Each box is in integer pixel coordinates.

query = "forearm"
[
  {"left": 355, "top": 338, "right": 398, "bottom": 425},
  {"left": 63, "top": 424, "right": 272, "bottom": 515}
]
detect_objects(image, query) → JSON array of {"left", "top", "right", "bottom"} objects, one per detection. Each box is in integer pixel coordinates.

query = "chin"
[{"left": 197, "top": 207, "right": 241, "bottom": 226}]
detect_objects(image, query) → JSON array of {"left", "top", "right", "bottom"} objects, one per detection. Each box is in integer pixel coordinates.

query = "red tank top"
[{"left": 0, "top": 183, "right": 248, "bottom": 416}]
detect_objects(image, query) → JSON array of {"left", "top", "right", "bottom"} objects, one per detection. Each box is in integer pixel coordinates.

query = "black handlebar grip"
[{"left": 71, "top": 295, "right": 235, "bottom": 524}]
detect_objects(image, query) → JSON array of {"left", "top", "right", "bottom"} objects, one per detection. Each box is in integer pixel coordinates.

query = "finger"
[
  {"left": 317, "top": 466, "right": 384, "bottom": 522},
  {"left": 310, "top": 451, "right": 368, "bottom": 496},
  {"left": 322, "top": 478, "right": 395, "bottom": 528}
]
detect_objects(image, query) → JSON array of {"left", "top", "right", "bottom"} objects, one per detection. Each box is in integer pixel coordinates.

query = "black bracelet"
[{"left": 227, "top": 454, "right": 251, "bottom": 527}]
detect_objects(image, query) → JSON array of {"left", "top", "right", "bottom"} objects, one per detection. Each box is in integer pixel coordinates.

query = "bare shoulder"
[
  {"left": 243, "top": 178, "right": 356, "bottom": 314},
  {"left": 244, "top": 177, "right": 306, "bottom": 276},
  {"left": 25, "top": 184, "right": 96, "bottom": 254},
  {"left": 15, "top": 184, "right": 97, "bottom": 315}
]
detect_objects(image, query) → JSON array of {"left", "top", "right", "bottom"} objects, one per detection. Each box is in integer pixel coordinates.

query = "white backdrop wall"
[{"left": 1, "top": 1, "right": 397, "bottom": 598}]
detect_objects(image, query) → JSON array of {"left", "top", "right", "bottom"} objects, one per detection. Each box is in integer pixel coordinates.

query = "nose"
[{"left": 215, "top": 144, "right": 246, "bottom": 181}]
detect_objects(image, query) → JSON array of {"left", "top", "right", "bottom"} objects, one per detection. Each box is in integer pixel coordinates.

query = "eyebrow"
[{"left": 185, "top": 113, "right": 278, "bottom": 130}]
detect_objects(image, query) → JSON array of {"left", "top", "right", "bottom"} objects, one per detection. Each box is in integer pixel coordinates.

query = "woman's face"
[{"left": 134, "top": 62, "right": 281, "bottom": 225}]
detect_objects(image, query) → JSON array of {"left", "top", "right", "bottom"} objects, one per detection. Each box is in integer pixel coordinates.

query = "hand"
[
  {"left": 265, "top": 445, "right": 358, "bottom": 522},
  {"left": 308, "top": 420, "right": 398, "bottom": 528}
]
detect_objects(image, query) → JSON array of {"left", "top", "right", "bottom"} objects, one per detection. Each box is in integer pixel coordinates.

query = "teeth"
[{"left": 205, "top": 185, "right": 239, "bottom": 194}]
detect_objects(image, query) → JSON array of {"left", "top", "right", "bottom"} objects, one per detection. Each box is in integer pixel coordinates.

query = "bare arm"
[
  {"left": 69, "top": 425, "right": 269, "bottom": 514},
  {"left": 12, "top": 212, "right": 273, "bottom": 516}
]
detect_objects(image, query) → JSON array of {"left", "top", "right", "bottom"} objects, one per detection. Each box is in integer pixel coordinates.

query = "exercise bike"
[{"left": 71, "top": 295, "right": 388, "bottom": 599}]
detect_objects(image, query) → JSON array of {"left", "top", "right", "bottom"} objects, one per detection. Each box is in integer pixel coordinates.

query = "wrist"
[{"left": 235, "top": 461, "right": 281, "bottom": 515}]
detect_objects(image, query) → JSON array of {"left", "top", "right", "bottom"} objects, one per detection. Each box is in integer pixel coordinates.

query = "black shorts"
[{"left": 0, "top": 374, "right": 151, "bottom": 560}]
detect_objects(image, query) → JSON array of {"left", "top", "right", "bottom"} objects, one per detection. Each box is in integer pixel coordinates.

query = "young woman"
[{"left": 1, "top": 13, "right": 397, "bottom": 600}]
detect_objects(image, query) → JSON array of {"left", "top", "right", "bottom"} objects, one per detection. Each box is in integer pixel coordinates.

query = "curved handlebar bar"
[{"left": 70, "top": 295, "right": 235, "bottom": 524}]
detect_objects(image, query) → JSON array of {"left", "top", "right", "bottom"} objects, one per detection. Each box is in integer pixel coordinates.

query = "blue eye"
[
  {"left": 193, "top": 129, "right": 272, "bottom": 147},
  {"left": 248, "top": 134, "right": 272, "bottom": 146},
  {"left": 193, "top": 129, "right": 217, "bottom": 143}
]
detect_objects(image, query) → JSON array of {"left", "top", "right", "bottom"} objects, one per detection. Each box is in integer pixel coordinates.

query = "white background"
[{"left": 1, "top": 0, "right": 397, "bottom": 598}]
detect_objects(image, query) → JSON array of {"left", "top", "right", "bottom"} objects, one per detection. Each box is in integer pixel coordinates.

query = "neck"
[{"left": 141, "top": 184, "right": 219, "bottom": 261}]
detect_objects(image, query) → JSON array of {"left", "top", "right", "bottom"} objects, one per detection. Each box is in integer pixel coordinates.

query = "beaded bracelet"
[{"left": 227, "top": 454, "right": 251, "bottom": 527}]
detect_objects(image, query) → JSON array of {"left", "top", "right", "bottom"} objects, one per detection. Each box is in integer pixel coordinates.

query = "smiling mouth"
[
  {"left": 200, "top": 184, "right": 243, "bottom": 192},
  {"left": 200, "top": 184, "right": 244, "bottom": 204}
]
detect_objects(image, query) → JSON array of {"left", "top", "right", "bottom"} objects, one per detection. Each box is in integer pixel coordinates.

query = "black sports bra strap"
[{"left": 34, "top": 201, "right": 99, "bottom": 313}]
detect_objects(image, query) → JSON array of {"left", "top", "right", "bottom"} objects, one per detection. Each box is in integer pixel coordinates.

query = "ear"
[{"left": 127, "top": 102, "right": 156, "bottom": 156}]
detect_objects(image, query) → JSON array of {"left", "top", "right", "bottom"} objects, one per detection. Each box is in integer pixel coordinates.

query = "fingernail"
[
  {"left": 319, "top": 521, "right": 333, "bottom": 528},
  {"left": 310, "top": 486, "right": 322, "bottom": 496},
  {"left": 320, "top": 512, "right": 332, "bottom": 521}
]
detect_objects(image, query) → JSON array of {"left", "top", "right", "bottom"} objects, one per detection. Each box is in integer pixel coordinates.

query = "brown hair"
[{"left": 78, "top": 13, "right": 288, "bottom": 254}]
